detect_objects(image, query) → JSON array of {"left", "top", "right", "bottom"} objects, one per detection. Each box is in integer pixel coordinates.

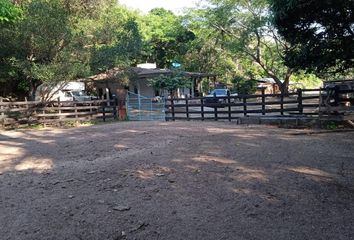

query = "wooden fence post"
[
  {"left": 213, "top": 92, "right": 218, "bottom": 121},
  {"left": 102, "top": 102, "right": 106, "bottom": 122},
  {"left": 74, "top": 102, "right": 79, "bottom": 126},
  {"left": 201, "top": 97, "right": 205, "bottom": 121},
  {"left": 89, "top": 101, "right": 93, "bottom": 120},
  {"left": 42, "top": 103, "right": 46, "bottom": 127},
  {"left": 58, "top": 98, "right": 62, "bottom": 123},
  {"left": 185, "top": 98, "right": 190, "bottom": 121},
  {"left": 170, "top": 98, "right": 175, "bottom": 121},
  {"left": 227, "top": 91, "right": 231, "bottom": 121},
  {"left": 243, "top": 96, "right": 247, "bottom": 116},
  {"left": 280, "top": 93, "right": 284, "bottom": 115},
  {"left": 261, "top": 88, "right": 266, "bottom": 115},
  {"left": 319, "top": 88, "right": 323, "bottom": 119},
  {"left": 113, "top": 98, "right": 118, "bottom": 120},
  {"left": 0, "top": 98, "right": 4, "bottom": 128},
  {"left": 297, "top": 89, "right": 303, "bottom": 115},
  {"left": 164, "top": 98, "right": 168, "bottom": 121}
]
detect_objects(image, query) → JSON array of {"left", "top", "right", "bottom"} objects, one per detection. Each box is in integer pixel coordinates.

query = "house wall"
[
  {"left": 94, "top": 81, "right": 125, "bottom": 100},
  {"left": 95, "top": 78, "right": 193, "bottom": 99},
  {"left": 129, "top": 78, "right": 155, "bottom": 97},
  {"left": 256, "top": 83, "right": 280, "bottom": 94}
]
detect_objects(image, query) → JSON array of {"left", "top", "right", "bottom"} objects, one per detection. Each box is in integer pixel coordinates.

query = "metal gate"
[{"left": 126, "top": 92, "right": 165, "bottom": 121}]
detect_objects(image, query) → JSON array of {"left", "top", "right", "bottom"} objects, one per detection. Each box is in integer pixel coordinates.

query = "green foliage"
[
  {"left": 186, "top": 0, "right": 294, "bottom": 94},
  {"left": 148, "top": 70, "right": 191, "bottom": 95},
  {"left": 271, "top": 0, "right": 354, "bottom": 76},
  {"left": 2, "top": 0, "right": 337, "bottom": 100},
  {"left": 290, "top": 71, "right": 322, "bottom": 90},
  {"left": 88, "top": 3, "right": 142, "bottom": 71},
  {"left": 0, "top": 0, "right": 22, "bottom": 23},
  {"left": 322, "top": 121, "right": 338, "bottom": 130},
  {"left": 231, "top": 75, "right": 257, "bottom": 94},
  {"left": 139, "top": 8, "right": 195, "bottom": 68},
  {"left": 0, "top": 0, "right": 142, "bottom": 99}
]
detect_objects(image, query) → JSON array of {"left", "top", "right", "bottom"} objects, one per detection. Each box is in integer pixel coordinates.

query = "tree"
[
  {"left": 148, "top": 70, "right": 191, "bottom": 96},
  {"left": 191, "top": 0, "right": 294, "bottom": 94},
  {"left": 0, "top": 0, "right": 80, "bottom": 99},
  {"left": 0, "top": 0, "right": 142, "bottom": 99},
  {"left": 231, "top": 75, "right": 257, "bottom": 94},
  {"left": 139, "top": 8, "right": 195, "bottom": 68},
  {"left": 271, "top": 0, "right": 354, "bottom": 76},
  {"left": 182, "top": 15, "right": 237, "bottom": 79},
  {"left": 88, "top": 2, "right": 142, "bottom": 72}
]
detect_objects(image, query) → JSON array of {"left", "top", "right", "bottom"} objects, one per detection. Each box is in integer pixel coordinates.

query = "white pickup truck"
[{"left": 35, "top": 81, "right": 96, "bottom": 102}]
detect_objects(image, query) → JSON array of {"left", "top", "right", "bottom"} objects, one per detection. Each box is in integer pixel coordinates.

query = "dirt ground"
[{"left": 0, "top": 122, "right": 353, "bottom": 240}]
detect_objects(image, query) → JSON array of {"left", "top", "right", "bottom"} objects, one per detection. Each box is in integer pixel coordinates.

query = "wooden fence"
[
  {"left": 165, "top": 88, "right": 354, "bottom": 121},
  {"left": 0, "top": 99, "right": 117, "bottom": 128}
]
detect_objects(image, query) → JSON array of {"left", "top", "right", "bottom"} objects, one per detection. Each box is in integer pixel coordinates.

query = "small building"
[
  {"left": 85, "top": 66, "right": 216, "bottom": 100},
  {"left": 256, "top": 78, "right": 280, "bottom": 94}
]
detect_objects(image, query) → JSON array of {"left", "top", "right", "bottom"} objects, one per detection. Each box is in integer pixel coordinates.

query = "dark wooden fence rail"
[
  {"left": 0, "top": 99, "right": 117, "bottom": 128},
  {"left": 165, "top": 88, "right": 354, "bottom": 121}
]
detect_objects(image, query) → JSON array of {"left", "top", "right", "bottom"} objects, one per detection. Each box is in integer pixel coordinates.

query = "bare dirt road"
[{"left": 0, "top": 122, "right": 353, "bottom": 240}]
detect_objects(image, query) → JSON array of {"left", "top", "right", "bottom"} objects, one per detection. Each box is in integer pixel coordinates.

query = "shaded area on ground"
[{"left": 0, "top": 122, "right": 353, "bottom": 240}]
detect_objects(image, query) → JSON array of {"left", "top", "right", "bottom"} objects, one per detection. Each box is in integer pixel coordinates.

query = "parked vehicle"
[
  {"left": 35, "top": 81, "right": 97, "bottom": 102},
  {"left": 323, "top": 80, "right": 354, "bottom": 106},
  {"left": 204, "top": 89, "right": 238, "bottom": 105}
]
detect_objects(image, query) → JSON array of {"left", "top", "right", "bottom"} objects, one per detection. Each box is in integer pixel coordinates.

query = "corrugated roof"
[{"left": 83, "top": 67, "right": 216, "bottom": 82}]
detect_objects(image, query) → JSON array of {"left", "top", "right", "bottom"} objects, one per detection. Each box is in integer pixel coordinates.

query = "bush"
[{"left": 231, "top": 75, "right": 257, "bottom": 94}]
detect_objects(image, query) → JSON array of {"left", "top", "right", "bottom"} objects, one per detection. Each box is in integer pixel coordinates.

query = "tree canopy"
[
  {"left": 0, "top": 0, "right": 349, "bottom": 99},
  {"left": 0, "top": 0, "right": 142, "bottom": 99},
  {"left": 148, "top": 70, "right": 191, "bottom": 96},
  {"left": 187, "top": 0, "right": 294, "bottom": 93},
  {"left": 271, "top": 0, "right": 354, "bottom": 76},
  {"left": 139, "top": 8, "right": 195, "bottom": 68}
]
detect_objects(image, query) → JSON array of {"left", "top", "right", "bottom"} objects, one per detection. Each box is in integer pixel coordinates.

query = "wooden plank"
[
  {"left": 102, "top": 104, "right": 106, "bottom": 122},
  {"left": 166, "top": 92, "right": 298, "bottom": 102},
  {"left": 0, "top": 101, "right": 41, "bottom": 106},
  {"left": 37, "top": 106, "right": 101, "bottom": 111},
  {"left": 171, "top": 98, "right": 175, "bottom": 121},
  {"left": 35, "top": 112, "right": 96, "bottom": 117},
  {"left": 280, "top": 94, "right": 284, "bottom": 115},
  {"left": 201, "top": 98, "right": 205, "bottom": 121},
  {"left": 0, "top": 108, "right": 32, "bottom": 113},
  {"left": 166, "top": 100, "right": 298, "bottom": 108},
  {"left": 227, "top": 92, "right": 231, "bottom": 121},
  {"left": 213, "top": 94, "right": 218, "bottom": 121},
  {"left": 112, "top": 99, "right": 117, "bottom": 120},
  {"left": 301, "top": 95, "right": 320, "bottom": 100},
  {"left": 243, "top": 97, "right": 247, "bottom": 116},
  {"left": 298, "top": 89, "right": 303, "bottom": 115},
  {"left": 165, "top": 116, "right": 241, "bottom": 121},
  {"left": 261, "top": 88, "right": 265, "bottom": 115},
  {"left": 301, "top": 89, "right": 321, "bottom": 92},
  {"left": 303, "top": 104, "right": 320, "bottom": 108},
  {"left": 168, "top": 108, "right": 300, "bottom": 115},
  {"left": 186, "top": 98, "right": 190, "bottom": 120}
]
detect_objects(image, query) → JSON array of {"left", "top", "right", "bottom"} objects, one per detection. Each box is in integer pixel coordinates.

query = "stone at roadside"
[{"left": 113, "top": 205, "right": 131, "bottom": 211}]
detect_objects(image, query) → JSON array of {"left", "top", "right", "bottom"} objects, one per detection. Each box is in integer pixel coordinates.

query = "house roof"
[
  {"left": 82, "top": 67, "right": 216, "bottom": 82},
  {"left": 129, "top": 67, "right": 171, "bottom": 78},
  {"left": 84, "top": 67, "right": 125, "bottom": 82}
]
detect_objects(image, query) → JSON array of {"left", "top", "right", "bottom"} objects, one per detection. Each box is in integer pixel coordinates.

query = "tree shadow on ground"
[{"left": 0, "top": 122, "right": 353, "bottom": 240}]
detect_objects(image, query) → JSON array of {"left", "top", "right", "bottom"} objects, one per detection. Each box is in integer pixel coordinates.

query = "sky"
[{"left": 119, "top": 0, "right": 198, "bottom": 14}]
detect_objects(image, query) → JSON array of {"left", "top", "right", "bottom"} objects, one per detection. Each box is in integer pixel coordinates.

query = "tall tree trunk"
[
  {"left": 280, "top": 81, "right": 289, "bottom": 95},
  {"left": 28, "top": 79, "right": 40, "bottom": 101},
  {"left": 279, "top": 68, "right": 292, "bottom": 96}
]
